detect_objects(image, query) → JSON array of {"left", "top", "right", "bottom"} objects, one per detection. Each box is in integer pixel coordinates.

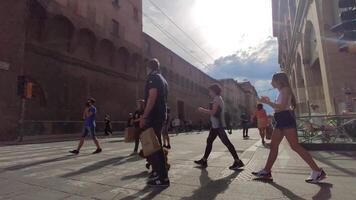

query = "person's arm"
[
  {"left": 140, "top": 88, "right": 158, "bottom": 128},
  {"left": 198, "top": 102, "right": 219, "bottom": 116},
  {"left": 83, "top": 109, "right": 87, "bottom": 120},
  {"left": 262, "top": 88, "right": 290, "bottom": 110}
]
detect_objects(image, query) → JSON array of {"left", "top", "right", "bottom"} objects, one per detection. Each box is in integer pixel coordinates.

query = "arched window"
[
  {"left": 117, "top": 47, "right": 130, "bottom": 72},
  {"left": 74, "top": 29, "right": 96, "bottom": 60},
  {"left": 27, "top": 0, "right": 47, "bottom": 42},
  {"left": 97, "top": 39, "right": 114, "bottom": 67},
  {"left": 44, "top": 15, "right": 74, "bottom": 52},
  {"left": 130, "top": 53, "right": 142, "bottom": 74}
]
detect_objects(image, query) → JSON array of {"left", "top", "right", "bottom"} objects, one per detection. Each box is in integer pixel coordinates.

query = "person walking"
[
  {"left": 70, "top": 98, "right": 102, "bottom": 155},
  {"left": 139, "top": 58, "right": 170, "bottom": 187},
  {"left": 104, "top": 114, "right": 113, "bottom": 136},
  {"left": 251, "top": 104, "right": 269, "bottom": 145},
  {"left": 225, "top": 112, "right": 233, "bottom": 135},
  {"left": 252, "top": 72, "right": 326, "bottom": 183},
  {"left": 240, "top": 113, "right": 250, "bottom": 139},
  {"left": 132, "top": 99, "right": 145, "bottom": 154},
  {"left": 162, "top": 108, "right": 171, "bottom": 149},
  {"left": 194, "top": 84, "right": 244, "bottom": 170}
]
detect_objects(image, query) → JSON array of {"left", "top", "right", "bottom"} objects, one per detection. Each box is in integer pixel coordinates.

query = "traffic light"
[
  {"left": 331, "top": 0, "right": 356, "bottom": 53},
  {"left": 17, "top": 76, "right": 33, "bottom": 99}
]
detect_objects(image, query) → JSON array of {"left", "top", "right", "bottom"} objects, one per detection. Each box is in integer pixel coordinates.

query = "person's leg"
[
  {"left": 217, "top": 128, "right": 240, "bottom": 160},
  {"left": 90, "top": 126, "right": 101, "bottom": 150},
  {"left": 133, "top": 136, "right": 140, "bottom": 152},
  {"left": 284, "top": 128, "right": 320, "bottom": 171},
  {"left": 76, "top": 127, "right": 88, "bottom": 151},
  {"left": 202, "top": 129, "right": 219, "bottom": 160},
  {"left": 264, "top": 129, "right": 284, "bottom": 172},
  {"left": 77, "top": 138, "right": 85, "bottom": 151},
  {"left": 242, "top": 126, "right": 246, "bottom": 137},
  {"left": 149, "top": 122, "right": 168, "bottom": 180},
  {"left": 258, "top": 128, "right": 266, "bottom": 144}
]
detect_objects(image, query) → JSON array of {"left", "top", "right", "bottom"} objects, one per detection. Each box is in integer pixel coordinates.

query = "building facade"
[
  {"left": 272, "top": 0, "right": 356, "bottom": 115},
  {"left": 0, "top": 0, "right": 145, "bottom": 140},
  {"left": 238, "top": 82, "right": 259, "bottom": 117},
  {"left": 0, "top": 0, "right": 258, "bottom": 141},
  {"left": 220, "top": 79, "right": 250, "bottom": 125}
]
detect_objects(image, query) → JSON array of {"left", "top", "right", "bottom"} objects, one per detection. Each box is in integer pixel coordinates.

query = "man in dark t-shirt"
[{"left": 139, "top": 58, "right": 170, "bottom": 187}]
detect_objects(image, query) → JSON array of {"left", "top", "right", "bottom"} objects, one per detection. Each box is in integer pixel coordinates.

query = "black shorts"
[{"left": 274, "top": 111, "right": 296, "bottom": 129}]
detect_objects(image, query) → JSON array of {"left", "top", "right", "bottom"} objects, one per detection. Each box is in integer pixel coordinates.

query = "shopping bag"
[
  {"left": 140, "top": 128, "right": 161, "bottom": 157},
  {"left": 124, "top": 127, "right": 136, "bottom": 143},
  {"left": 266, "top": 125, "right": 273, "bottom": 140}
]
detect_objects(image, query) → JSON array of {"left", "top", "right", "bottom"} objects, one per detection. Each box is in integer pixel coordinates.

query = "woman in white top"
[{"left": 252, "top": 72, "right": 326, "bottom": 183}]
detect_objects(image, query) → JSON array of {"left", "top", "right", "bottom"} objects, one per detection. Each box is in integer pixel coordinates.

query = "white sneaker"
[{"left": 305, "top": 169, "right": 326, "bottom": 183}]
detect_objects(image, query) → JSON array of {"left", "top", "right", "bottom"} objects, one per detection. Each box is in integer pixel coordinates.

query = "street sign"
[{"left": 0, "top": 61, "right": 10, "bottom": 71}]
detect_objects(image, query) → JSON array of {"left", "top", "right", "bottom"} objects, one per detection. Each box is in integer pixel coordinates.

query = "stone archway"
[
  {"left": 74, "top": 28, "right": 96, "bottom": 60},
  {"left": 27, "top": 0, "right": 48, "bottom": 42},
  {"left": 117, "top": 47, "right": 130, "bottom": 72},
  {"left": 97, "top": 39, "right": 114, "bottom": 68},
  {"left": 43, "top": 15, "right": 74, "bottom": 52}
]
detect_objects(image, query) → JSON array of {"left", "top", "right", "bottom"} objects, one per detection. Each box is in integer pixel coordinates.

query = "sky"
[{"left": 143, "top": 0, "right": 280, "bottom": 112}]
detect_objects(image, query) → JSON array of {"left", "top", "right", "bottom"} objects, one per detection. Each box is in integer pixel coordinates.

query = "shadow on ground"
[
  {"left": 182, "top": 168, "right": 242, "bottom": 200},
  {"left": 119, "top": 186, "right": 168, "bottom": 200},
  {"left": 2, "top": 154, "right": 91, "bottom": 171},
  {"left": 61, "top": 155, "right": 141, "bottom": 178}
]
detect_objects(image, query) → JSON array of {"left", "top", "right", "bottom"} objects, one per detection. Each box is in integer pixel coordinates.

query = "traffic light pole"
[{"left": 17, "top": 2, "right": 29, "bottom": 143}]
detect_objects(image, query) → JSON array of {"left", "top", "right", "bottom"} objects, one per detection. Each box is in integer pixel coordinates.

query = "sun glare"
[{"left": 193, "top": 0, "right": 273, "bottom": 57}]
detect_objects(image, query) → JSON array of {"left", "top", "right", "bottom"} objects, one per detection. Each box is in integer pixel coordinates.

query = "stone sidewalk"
[{"left": 0, "top": 129, "right": 355, "bottom": 199}]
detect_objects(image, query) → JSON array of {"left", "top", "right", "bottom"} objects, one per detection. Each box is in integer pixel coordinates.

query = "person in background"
[
  {"left": 172, "top": 117, "right": 181, "bottom": 134},
  {"left": 70, "top": 98, "right": 102, "bottom": 155},
  {"left": 162, "top": 108, "right": 171, "bottom": 149},
  {"left": 225, "top": 112, "right": 233, "bottom": 135},
  {"left": 251, "top": 104, "right": 269, "bottom": 145},
  {"left": 252, "top": 72, "right": 326, "bottom": 183},
  {"left": 132, "top": 100, "right": 145, "bottom": 154},
  {"left": 127, "top": 113, "right": 134, "bottom": 127},
  {"left": 104, "top": 114, "right": 113, "bottom": 136},
  {"left": 194, "top": 84, "right": 244, "bottom": 170},
  {"left": 240, "top": 113, "right": 250, "bottom": 139}
]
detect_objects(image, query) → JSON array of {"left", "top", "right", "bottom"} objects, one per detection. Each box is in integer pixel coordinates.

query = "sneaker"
[
  {"left": 69, "top": 150, "right": 79, "bottom": 155},
  {"left": 194, "top": 159, "right": 208, "bottom": 168},
  {"left": 92, "top": 148, "right": 102, "bottom": 154},
  {"left": 229, "top": 159, "right": 245, "bottom": 170},
  {"left": 147, "top": 178, "right": 170, "bottom": 187},
  {"left": 305, "top": 169, "right": 326, "bottom": 183},
  {"left": 166, "top": 144, "right": 171, "bottom": 149},
  {"left": 252, "top": 169, "right": 273, "bottom": 180}
]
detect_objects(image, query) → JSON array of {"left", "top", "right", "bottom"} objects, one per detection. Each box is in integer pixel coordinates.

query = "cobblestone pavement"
[{"left": 0, "top": 129, "right": 355, "bottom": 200}]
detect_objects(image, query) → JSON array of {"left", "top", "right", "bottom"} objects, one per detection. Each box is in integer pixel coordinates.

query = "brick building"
[
  {"left": 0, "top": 0, "right": 144, "bottom": 140},
  {"left": 0, "top": 0, "right": 258, "bottom": 141},
  {"left": 272, "top": 0, "right": 356, "bottom": 115}
]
